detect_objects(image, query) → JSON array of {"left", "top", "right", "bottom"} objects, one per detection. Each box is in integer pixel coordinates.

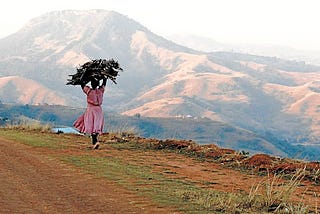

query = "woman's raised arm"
[{"left": 101, "top": 78, "right": 107, "bottom": 87}]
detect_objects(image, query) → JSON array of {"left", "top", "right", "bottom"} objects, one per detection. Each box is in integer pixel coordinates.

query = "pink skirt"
[{"left": 73, "top": 105, "right": 104, "bottom": 134}]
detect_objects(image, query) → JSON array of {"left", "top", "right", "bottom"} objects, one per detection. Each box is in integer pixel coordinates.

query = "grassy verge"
[
  {"left": 0, "top": 128, "right": 66, "bottom": 149},
  {"left": 0, "top": 128, "right": 314, "bottom": 213},
  {"left": 61, "top": 155, "right": 212, "bottom": 212}
]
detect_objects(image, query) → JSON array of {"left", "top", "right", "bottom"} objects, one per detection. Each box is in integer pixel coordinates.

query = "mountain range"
[
  {"left": 168, "top": 34, "right": 320, "bottom": 66},
  {"left": 0, "top": 9, "right": 319, "bottom": 157}
]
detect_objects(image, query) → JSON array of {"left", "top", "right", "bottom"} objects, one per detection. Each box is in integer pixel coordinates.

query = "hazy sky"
[{"left": 1, "top": 0, "right": 320, "bottom": 51}]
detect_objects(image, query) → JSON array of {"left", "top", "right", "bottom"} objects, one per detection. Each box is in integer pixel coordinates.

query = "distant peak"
[
  {"left": 24, "top": 9, "right": 140, "bottom": 30},
  {"left": 33, "top": 9, "right": 127, "bottom": 20},
  {"left": 42, "top": 9, "right": 113, "bottom": 16}
]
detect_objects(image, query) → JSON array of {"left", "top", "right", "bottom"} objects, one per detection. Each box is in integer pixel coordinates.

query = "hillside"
[
  {"left": 0, "top": 129, "right": 319, "bottom": 213},
  {"left": 0, "top": 76, "right": 67, "bottom": 105},
  {"left": 0, "top": 9, "right": 319, "bottom": 156}
]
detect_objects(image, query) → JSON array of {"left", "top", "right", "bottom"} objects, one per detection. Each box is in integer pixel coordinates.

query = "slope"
[{"left": 0, "top": 76, "right": 66, "bottom": 105}]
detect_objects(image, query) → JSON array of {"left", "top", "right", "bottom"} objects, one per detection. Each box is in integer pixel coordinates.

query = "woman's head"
[{"left": 91, "top": 79, "right": 99, "bottom": 89}]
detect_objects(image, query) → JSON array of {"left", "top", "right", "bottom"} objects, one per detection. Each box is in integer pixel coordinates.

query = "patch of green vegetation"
[
  {"left": 62, "top": 155, "right": 209, "bottom": 212},
  {"left": 0, "top": 129, "right": 66, "bottom": 149}
]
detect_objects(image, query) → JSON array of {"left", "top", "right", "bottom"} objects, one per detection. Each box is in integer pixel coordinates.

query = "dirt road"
[{"left": 0, "top": 137, "right": 176, "bottom": 213}]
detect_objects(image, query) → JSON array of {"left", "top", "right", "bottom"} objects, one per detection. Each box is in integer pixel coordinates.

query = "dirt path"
[{"left": 0, "top": 137, "right": 177, "bottom": 214}]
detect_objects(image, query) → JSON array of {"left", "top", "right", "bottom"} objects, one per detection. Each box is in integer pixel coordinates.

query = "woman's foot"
[{"left": 93, "top": 142, "right": 100, "bottom": 150}]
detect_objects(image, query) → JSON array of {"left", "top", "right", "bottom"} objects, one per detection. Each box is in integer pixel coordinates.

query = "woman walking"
[{"left": 73, "top": 78, "right": 106, "bottom": 149}]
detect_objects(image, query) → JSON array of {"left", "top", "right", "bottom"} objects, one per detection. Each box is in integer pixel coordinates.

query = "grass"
[
  {"left": 0, "top": 127, "right": 316, "bottom": 213},
  {"left": 61, "top": 155, "right": 217, "bottom": 212},
  {"left": 4, "top": 116, "right": 52, "bottom": 132},
  {"left": 0, "top": 128, "right": 65, "bottom": 149},
  {"left": 246, "top": 169, "right": 309, "bottom": 213},
  {"left": 263, "top": 169, "right": 306, "bottom": 210},
  {"left": 62, "top": 154, "right": 285, "bottom": 213}
]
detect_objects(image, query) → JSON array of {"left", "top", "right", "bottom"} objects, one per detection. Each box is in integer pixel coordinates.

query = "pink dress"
[{"left": 73, "top": 86, "right": 105, "bottom": 134}]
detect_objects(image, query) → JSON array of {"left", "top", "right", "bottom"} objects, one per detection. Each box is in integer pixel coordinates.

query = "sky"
[{"left": 1, "top": 0, "right": 320, "bottom": 51}]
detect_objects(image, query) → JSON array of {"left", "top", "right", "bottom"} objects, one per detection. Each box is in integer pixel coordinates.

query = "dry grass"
[
  {"left": 3, "top": 116, "right": 52, "bottom": 132},
  {"left": 246, "top": 168, "right": 309, "bottom": 213}
]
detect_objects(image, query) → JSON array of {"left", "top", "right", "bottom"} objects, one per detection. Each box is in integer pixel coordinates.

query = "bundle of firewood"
[{"left": 66, "top": 58, "right": 123, "bottom": 85}]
